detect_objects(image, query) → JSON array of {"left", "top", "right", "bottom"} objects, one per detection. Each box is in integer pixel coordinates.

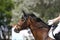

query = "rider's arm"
[
  {"left": 52, "top": 16, "right": 60, "bottom": 23},
  {"left": 48, "top": 16, "right": 60, "bottom": 25}
]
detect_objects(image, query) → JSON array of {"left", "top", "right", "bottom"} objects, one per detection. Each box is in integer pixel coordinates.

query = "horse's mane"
[
  {"left": 27, "top": 13, "right": 50, "bottom": 28},
  {"left": 26, "top": 13, "right": 48, "bottom": 26},
  {"left": 36, "top": 18, "right": 47, "bottom": 25}
]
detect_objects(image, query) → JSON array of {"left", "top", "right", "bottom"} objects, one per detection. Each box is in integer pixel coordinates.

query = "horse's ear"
[{"left": 22, "top": 10, "right": 27, "bottom": 17}]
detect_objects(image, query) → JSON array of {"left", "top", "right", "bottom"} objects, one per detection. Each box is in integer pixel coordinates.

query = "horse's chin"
[{"left": 14, "top": 28, "right": 21, "bottom": 33}]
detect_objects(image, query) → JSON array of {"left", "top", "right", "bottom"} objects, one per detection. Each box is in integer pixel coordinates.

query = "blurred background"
[{"left": 0, "top": 0, "right": 60, "bottom": 40}]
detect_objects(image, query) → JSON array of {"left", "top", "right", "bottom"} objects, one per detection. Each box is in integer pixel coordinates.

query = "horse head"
[
  {"left": 22, "top": 12, "right": 39, "bottom": 28},
  {"left": 14, "top": 10, "right": 29, "bottom": 33}
]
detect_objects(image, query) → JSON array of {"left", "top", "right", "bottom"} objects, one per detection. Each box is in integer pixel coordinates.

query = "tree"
[{"left": 0, "top": 0, "right": 14, "bottom": 26}]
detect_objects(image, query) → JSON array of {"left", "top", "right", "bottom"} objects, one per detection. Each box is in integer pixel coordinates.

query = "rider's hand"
[{"left": 48, "top": 20, "right": 54, "bottom": 25}]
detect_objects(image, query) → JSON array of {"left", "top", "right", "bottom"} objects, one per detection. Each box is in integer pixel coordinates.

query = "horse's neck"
[
  {"left": 29, "top": 22, "right": 49, "bottom": 40},
  {"left": 29, "top": 25, "right": 38, "bottom": 40},
  {"left": 30, "top": 23, "right": 49, "bottom": 33}
]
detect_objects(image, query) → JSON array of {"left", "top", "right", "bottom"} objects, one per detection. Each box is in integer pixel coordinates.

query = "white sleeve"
[{"left": 48, "top": 20, "right": 54, "bottom": 25}]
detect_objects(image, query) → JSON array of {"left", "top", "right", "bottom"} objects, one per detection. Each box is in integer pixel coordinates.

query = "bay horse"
[{"left": 21, "top": 10, "right": 55, "bottom": 40}]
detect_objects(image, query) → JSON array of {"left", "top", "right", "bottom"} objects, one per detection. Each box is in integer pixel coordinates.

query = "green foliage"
[
  {"left": 30, "top": 0, "right": 60, "bottom": 22},
  {"left": 12, "top": 0, "right": 60, "bottom": 23},
  {"left": 0, "top": 0, "right": 14, "bottom": 26}
]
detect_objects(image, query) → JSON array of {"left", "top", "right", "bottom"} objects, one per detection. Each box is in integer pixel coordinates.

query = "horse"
[{"left": 20, "top": 10, "right": 55, "bottom": 40}]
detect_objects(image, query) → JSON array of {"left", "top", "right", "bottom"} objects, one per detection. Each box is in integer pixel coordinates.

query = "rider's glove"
[{"left": 48, "top": 20, "right": 54, "bottom": 25}]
